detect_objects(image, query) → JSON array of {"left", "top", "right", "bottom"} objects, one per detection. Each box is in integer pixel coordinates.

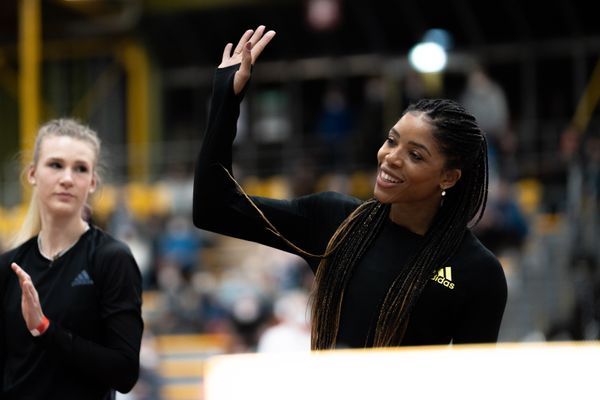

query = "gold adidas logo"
[{"left": 431, "top": 266, "right": 455, "bottom": 289}]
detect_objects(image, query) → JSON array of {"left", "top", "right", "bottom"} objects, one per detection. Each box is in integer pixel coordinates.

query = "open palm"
[{"left": 219, "top": 25, "right": 276, "bottom": 95}]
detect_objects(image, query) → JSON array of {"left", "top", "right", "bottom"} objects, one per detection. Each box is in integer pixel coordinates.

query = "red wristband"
[{"left": 30, "top": 315, "right": 50, "bottom": 337}]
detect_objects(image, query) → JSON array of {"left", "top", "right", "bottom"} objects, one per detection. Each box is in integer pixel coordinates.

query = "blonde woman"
[{"left": 0, "top": 119, "right": 143, "bottom": 399}]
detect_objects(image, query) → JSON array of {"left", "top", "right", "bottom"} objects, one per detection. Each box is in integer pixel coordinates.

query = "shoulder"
[
  {"left": 87, "top": 226, "right": 138, "bottom": 271},
  {"left": 83, "top": 226, "right": 142, "bottom": 291},
  {"left": 1, "top": 237, "right": 36, "bottom": 268},
  {"left": 296, "top": 191, "right": 362, "bottom": 212},
  {"left": 0, "top": 246, "right": 20, "bottom": 266},
  {"left": 0, "top": 246, "right": 20, "bottom": 284},
  {"left": 0, "top": 238, "right": 37, "bottom": 289},
  {"left": 454, "top": 230, "right": 507, "bottom": 290},
  {"left": 458, "top": 230, "right": 501, "bottom": 267},
  {"left": 294, "top": 191, "right": 362, "bottom": 224}
]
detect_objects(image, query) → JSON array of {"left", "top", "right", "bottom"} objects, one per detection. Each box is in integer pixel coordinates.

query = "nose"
[
  {"left": 384, "top": 148, "right": 403, "bottom": 167},
  {"left": 59, "top": 168, "right": 74, "bottom": 187}
]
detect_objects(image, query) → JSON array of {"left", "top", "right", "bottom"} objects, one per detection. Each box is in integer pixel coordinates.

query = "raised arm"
[
  {"left": 194, "top": 26, "right": 275, "bottom": 179},
  {"left": 192, "top": 27, "right": 362, "bottom": 267}
]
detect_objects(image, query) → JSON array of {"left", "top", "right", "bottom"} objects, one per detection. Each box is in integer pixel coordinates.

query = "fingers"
[
  {"left": 226, "top": 25, "right": 276, "bottom": 64},
  {"left": 233, "top": 41, "right": 253, "bottom": 95},
  {"left": 247, "top": 26, "right": 276, "bottom": 61},
  {"left": 240, "top": 41, "right": 253, "bottom": 73},
  {"left": 247, "top": 25, "right": 266, "bottom": 49},
  {"left": 22, "top": 280, "right": 40, "bottom": 310},
  {"left": 12, "top": 262, "right": 38, "bottom": 300},
  {"left": 232, "top": 29, "right": 255, "bottom": 57},
  {"left": 12, "top": 262, "right": 44, "bottom": 330},
  {"left": 12, "top": 262, "right": 31, "bottom": 286}
]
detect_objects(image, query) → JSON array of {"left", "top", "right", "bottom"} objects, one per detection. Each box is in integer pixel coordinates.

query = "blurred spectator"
[
  {"left": 474, "top": 179, "right": 529, "bottom": 255},
  {"left": 216, "top": 270, "right": 270, "bottom": 351},
  {"left": 289, "top": 156, "right": 319, "bottom": 197},
  {"left": 257, "top": 290, "right": 311, "bottom": 353},
  {"left": 316, "top": 84, "right": 354, "bottom": 172},
  {"left": 546, "top": 253, "right": 600, "bottom": 341},
  {"left": 189, "top": 271, "right": 230, "bottom": 333},
  {"left": 155, "top": 259, "right": 204, "bottom": 333},
  {"left": 106, "top": 185, "right": 135, "bottom": 238},
  {"left": 158, "top": 164, "right": 195, "bottom": 216},
  {"left": 357, "top": 76, "right": 385, "bottom": 170},
  {"left": 157, "top": 214, "right": 205, "bottom": 281},
  {"left": 118, "top": 223, "right": 154, "bottom": 289},
  {"left": 460, "top": 65, "right": 516, "bottom": 181}
]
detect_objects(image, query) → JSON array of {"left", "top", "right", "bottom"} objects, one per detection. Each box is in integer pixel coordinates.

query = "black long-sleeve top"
[
  {"left": 193, "top": 65, "right": 507, "bottom": 348},
  {"left": 0, "top": 225, "right": 143, "bottom": 399}
]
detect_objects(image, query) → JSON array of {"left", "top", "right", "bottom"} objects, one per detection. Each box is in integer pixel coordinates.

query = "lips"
[{"left": 55, "top": 192, "right": 75, "bottom": 199}]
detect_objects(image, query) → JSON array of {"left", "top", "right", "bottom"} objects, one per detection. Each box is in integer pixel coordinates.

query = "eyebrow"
[
  {"left": 390, "top": 128, "right": 432, "bottom": 156},
  {"left": 45, "top": 156, "right": 92, "bottom": 166}
]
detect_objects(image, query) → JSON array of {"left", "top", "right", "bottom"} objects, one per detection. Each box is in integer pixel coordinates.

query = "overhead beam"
[
  {"left": 144, "top": 0, "right": 281, "bottom": 14},
  {"left": 120, "top": 40, "right": 150, "bottom": 182},
  {"left": 19, "top": 0, "right": 41, "bottom": 166},
  {"left": 572, "top": 58, "right": 600, "bottom": 133}
]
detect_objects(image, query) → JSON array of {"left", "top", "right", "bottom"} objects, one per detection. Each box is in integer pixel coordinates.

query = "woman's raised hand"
[{"left": 219, "top": 25, "right": 276, "bottom": 95}]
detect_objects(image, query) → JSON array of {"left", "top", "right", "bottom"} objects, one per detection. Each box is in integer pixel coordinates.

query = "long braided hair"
[
  {"left": 311, "top": 98, "right": 489, "bottom": 349},
  {"left": 223, "top": 98, "right": 488, "bottom": 349}
]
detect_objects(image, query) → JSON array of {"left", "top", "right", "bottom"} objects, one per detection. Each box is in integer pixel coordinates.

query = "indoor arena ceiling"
[{"left": 1, "top": 0, "right": 599, "bottom": 67}]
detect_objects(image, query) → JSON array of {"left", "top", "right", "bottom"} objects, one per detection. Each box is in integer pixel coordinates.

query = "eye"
[
  {"left": 75, "top": 165, "right": 90, "bottom": 173},
  {"left": 48, "top": 161, "right": 62, "bottom": 169},
  {"left": 409, "top": 151, "right": 423, "bottom": 161},
  {"left": 385, "top": 136, "right": 396, "bottom": 145}
]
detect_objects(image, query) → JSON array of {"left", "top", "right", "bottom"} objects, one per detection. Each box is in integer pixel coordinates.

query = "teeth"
[{"left": 381, "top": 171, "right": 399, "bottom": 183}]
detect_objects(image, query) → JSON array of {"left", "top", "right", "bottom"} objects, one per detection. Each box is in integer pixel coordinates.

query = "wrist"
[{"left": 30, "top": 315, "right": 50, "bottom": 337}]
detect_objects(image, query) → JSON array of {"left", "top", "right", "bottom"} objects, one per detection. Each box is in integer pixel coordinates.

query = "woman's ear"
[
  {"left": 27, "top": 165, "right": 36, "bottom": 186},
  {"left": 440, "top": 168, "right": 462, "bottom": 190},
  {"left": 89, "top": 173, "right": 98, "bottom": 194}
]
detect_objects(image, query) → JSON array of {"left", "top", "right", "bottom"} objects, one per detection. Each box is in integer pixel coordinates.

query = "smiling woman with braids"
[{"left": 193, "top": 26, "right": 507, "bottom": 349}]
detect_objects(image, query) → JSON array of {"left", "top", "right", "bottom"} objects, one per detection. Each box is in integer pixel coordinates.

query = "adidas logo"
[
  {"left": 71, "top": 270, "right": 94, "bottom": 287},
  {"left": 431, "top": 266, "right": 455, "bottom": 289}
]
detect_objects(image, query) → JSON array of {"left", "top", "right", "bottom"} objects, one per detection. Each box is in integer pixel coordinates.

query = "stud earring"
[{"left": 441, "top": 189, "right": 446, "bottom": 197}]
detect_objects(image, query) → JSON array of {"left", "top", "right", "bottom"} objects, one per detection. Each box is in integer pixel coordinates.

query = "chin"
[
  {"left": 49, "top": 204, "right": 82, "bottom": 218},
  {"left": 373, "top": 189, "right": 393, "bottom": 204}
]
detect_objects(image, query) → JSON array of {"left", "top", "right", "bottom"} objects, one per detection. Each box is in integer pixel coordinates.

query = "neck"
[
  {"left": 388, "top": 199, "right": 440, "bottom": 236},
  {"left": 38, "top": 216, "right": 89, "bottom": 259}
]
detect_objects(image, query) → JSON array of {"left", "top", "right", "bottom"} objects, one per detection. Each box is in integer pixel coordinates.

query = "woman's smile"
[{"left": 376, "top": 168, "right": 403, "bottom": 188}]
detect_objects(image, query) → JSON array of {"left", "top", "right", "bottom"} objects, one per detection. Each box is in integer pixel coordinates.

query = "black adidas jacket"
[
  {"left": 0, "top": 225, "right": 143, "bottom": 399},
  {"left": 193, "top": 64, "right": 508, "bottom": 348}
]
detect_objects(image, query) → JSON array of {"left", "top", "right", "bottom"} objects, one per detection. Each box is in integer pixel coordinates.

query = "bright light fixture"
[{"left": 408, "top": 42, "right": 447, "bottom": 73}]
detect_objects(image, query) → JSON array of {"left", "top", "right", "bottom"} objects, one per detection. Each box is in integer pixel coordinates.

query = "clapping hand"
[
  {"left": 219, "top": 25, "right": 276, "bottom": 95},
  {"left": 12, "top": 262, "right": 45, "bottom": 332}
]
